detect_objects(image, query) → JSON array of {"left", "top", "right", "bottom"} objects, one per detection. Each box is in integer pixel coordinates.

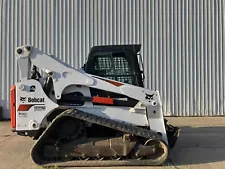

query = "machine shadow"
[{"left": 167, "top": 125, "right": 225, "bottom": 166}]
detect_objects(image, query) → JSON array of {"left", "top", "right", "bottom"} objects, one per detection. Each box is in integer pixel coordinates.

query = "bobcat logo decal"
[
  {"left": 145, "top": 93, "right": 154, "bottom": 102},
  {"left": 20, "top": 97, "right": 26, "bottom": 102}
]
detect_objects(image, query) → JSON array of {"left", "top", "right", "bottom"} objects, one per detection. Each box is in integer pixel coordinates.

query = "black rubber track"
[{"left": 30, "top": 108, "right": 169, "bottom": 167}]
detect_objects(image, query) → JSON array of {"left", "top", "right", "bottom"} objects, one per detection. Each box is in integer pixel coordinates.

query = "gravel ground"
[{"left": 1, "top": 117, "right": 225, "bottom": 169}]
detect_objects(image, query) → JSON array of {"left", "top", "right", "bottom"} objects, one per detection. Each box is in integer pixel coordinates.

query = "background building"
[{"left": 1, "top": 0, "right": 225, "bottom": 119}]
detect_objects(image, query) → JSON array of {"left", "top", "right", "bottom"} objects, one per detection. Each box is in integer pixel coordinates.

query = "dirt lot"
[{"left": 1, "top": 117, "right": 225, "bottom": 169}]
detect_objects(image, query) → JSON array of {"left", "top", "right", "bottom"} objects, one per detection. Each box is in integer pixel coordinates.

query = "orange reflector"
[{"left": 93, "top": 96, "right": 114, "bottom": 105}]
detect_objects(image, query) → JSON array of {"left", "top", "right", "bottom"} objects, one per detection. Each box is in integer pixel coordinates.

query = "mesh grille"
[{"left": 93, "top": 52, "right": 136, "bottom": 85}]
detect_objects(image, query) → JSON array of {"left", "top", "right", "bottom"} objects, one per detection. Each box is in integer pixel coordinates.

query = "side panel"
[{"left": 15, "top": 79, "right": 58, "bottom": 131}]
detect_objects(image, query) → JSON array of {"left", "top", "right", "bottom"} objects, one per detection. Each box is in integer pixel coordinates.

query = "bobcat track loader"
[{"left": 10, "top": 44, "right": 180, "bottom": 167}]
